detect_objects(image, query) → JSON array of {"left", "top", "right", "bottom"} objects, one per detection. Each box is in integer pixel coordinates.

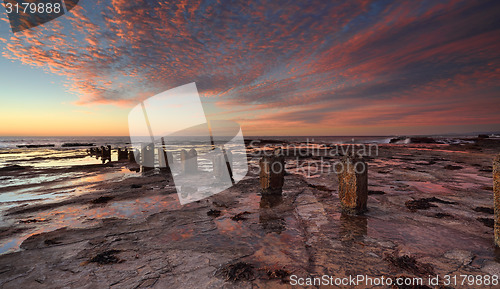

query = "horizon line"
[{"left": 0, "top": 132, "right": 499, "bottom": 138}]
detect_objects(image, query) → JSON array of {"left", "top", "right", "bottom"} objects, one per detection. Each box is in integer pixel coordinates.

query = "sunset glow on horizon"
[{"left": 0, "top": 0, "right": 499, "bottom": 137}]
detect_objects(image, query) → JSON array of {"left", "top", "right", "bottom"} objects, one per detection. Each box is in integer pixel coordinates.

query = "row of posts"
[
  {"left": 90, "top": 144, "right": 232, "bottom": 177},
  {"left": 91, "top": 145, "right": 500, "bottom": 247},
  {"left": 88, "top": 145, "right": 112, "bottom": 164},
  {"left": 258, "top": 149, "right": 367, "bottom": 214},
  {"left": 89, "top": 145, "right": 367, "bottom": 215},
  {"left": 89, "top": 146, "right": 133, "bottom": 164},
  {"left": 134, "top": 144, "right": 204, "bottom": 174},
  {"left": 260, "top": 150, "right": 500, "bottom": 249}
]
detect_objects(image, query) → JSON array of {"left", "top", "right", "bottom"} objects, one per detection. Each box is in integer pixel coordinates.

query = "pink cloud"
[{"left": 1, "top": 0, "right": 498, "bottom": 134}]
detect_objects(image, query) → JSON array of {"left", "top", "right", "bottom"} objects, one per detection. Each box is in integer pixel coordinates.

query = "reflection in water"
[
  {"left": 259, "top": 194, "right": 283, "bottom": 208},
  {"left": 259, "top": 213, "right": 286, "bottom": 234},
  {"left": 339, "top": 213, "right": 367, "bottom": 244},
  {"left": 178, "top": 185, "right": 198, "bottom": 199},
  {"left": 140, "top": 166, "right": 154, "bottom": 173},
  {"left": 0, "top": 194, "right": 181, "bottom": 255},
  {"left": 259, "top": 195, "right": 285, "bottom": 234},
  {"left": 0, "top": 168, "right": 136, "bottom": 214}
]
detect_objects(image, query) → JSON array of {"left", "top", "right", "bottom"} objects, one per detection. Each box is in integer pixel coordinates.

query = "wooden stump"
[
  {"left": 213, "top": 148, "right": 233, "bottom": 181},
  {"left": 117, "top": 148, "right": 128, "bottom": 161},
  {"left": 157, "top": 147, "right": 172, "bottom": 172},
  {"left": 128, "top": 149, "right": 137, "bottom": 163},
  {"left": 105, "top": 145, "right": 112, "bottom": 160},
  {"left": 181, "top": 148, "right": 197, "bottom": 174},
  {"left": 336, "top": 156, "right": 368, "bottom": 215},
  {"left": 259, "top": 150, "right": 285, "bottom": 195},
  {"left": 141, "top": 143, "right": 154, "bottom": 171},
  {"left": 99, "top": 145, "right": 111, "bottom": 164}
]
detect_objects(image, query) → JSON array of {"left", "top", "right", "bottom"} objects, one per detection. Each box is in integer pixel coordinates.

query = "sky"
[{"left": 0, "top": 0, "right": 499, "bottom": 136}]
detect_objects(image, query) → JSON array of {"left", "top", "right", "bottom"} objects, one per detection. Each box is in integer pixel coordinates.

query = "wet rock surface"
[
  {"left": 0, "top": 142, "right": 499, "bottom": 288},
  {"left": 405, "top": 197, "right": 456, "bottom": 212},
  {"left": 384, "top": 253, "right": 435, "bottom": 276}
]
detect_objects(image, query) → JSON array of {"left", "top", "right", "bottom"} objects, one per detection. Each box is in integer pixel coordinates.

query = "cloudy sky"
[{"left": 0, "top": 0, "right": 499, "bottom": 136}]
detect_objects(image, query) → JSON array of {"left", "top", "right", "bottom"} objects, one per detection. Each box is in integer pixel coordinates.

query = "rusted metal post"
[
  {"left": 336, "top": 156, "right": 368, "bottom": 215},
  {"left": 494, "top": 154, "right": 500, "bottom": 247},
  {"left": 259, "top": 149, "right": 285, "bottom": 195}
]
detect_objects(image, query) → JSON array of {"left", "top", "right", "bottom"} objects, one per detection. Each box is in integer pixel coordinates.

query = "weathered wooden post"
[
  {"left": 117, "top": 148, "right": 128, "bottom": 161},
  {"left": 157, "top": 147, "right": 166, "bottom": 167},
  {"left": 213, "top": 148, "right": 233, "bottom": 181},
  {"left": 180, "top": 149, "right": 188, "bottom": 172},
  {"left": 128, "top": 149, "right": 137, "bottom": 163},
  {"left": 213, "top": 151, "right": 225, "bottom": 178},
  {"left": 88, "top": 147, "right": 97, "bottom": 156},
  {"left": 188, "top": 148, "right": 198, "bottom": 173},
  {"left": 99, "top": 145, "right": 111, "bottom": 163},
  {"left": 336, "top": 156, "right": 368, "bottom": 215},
  {"left": 105, "top": 145, "right": 112, "bottom": 162},
  {"left": 141, "top": 143, "right": 154, "bottom": 172},
  {"left": 157, "top": 147, "right": 173, "bottom": 172},
  {"left": 181, "top": 148, "right": 198, "bottom": 174},
  {"left": 259, "top": 149, "right": 285, "bottom": 195},
  {"left": 99, "top": 146, "right": 104, "bottom": 163},
  {"left": 95, "top": 146, "right": 103, "bottom": 160},
  {"left": 494, "top": 154, "right": 500, "bottom": 247}
]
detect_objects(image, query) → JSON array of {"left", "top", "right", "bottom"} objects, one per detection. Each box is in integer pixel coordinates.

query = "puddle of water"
[
  {"left": 30, "top": 155, "right": 104, "bottom": 168},
  {"left": 0, "top": 165, "right": 146, "bottom": 254},
  {"left": 406, "top": 147, "right": 470, "bottom": 154},
  {"left": 404, "top": 181, "right": 454, "bottom": 195},
  {"left": 368, "top": 217, "right": 494, "bottom": 261},
  {"left": 0, "top": 173, "right": 72, "bottom": 189},
  {"left": 0, "top": 193, "right": 51, "bottom": 211},
  {"left": 0, "top": 193, "right": 181, "bottom": 255},
  {"left": 65, "top": 167, "right": 136, "bottom": 187},
  {"left": 0, "top": 149, "right": 101, "bottom": 168},
  {"left": 456, "top": 172, "right": 492, "bottom": 183},
  {"left": 0, "top": 168, "right": 137, "bottom": 213},
  {"left": 370, "top": 158, "right": 407, "bottom": 167},
  {"left": 208, "top": 193, "right": 308, "bottom": 267}
]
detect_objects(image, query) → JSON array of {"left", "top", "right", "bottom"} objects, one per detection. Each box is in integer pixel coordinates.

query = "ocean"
[{"left": 0, "top": 134, "right": 488, "bottom": 170}]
